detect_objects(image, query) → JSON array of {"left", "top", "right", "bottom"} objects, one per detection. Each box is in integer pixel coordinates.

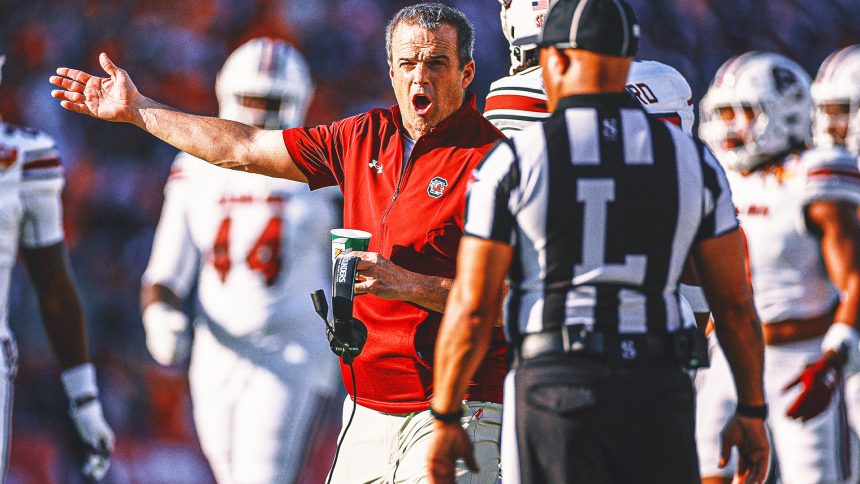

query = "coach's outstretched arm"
[
  {"left": 693, "top": 228, "right": 769, "bottom": 484},
  {"left": 49, "top": 53, "right": 305, "bottom": 181}
]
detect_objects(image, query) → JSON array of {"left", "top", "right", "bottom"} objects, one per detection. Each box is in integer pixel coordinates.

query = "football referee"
[{"left": 428, "top": 0, "right": 769, "bottom": 483}]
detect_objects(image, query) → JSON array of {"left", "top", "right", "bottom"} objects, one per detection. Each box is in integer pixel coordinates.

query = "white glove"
[
  {"left": 142, "top": 302, "right": 191, "bottom": 366},
  {"left": 61, "top": 363, "right": 115, "bottom": 481}
]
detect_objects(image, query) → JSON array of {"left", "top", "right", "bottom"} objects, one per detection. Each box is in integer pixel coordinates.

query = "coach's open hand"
[
  {"left": 428, "top": 421, "right": 477, "bottom": 484},
  {"left": 720, "top": 414, "right": 770, "bottom": 484},
  {"left": 49, "top": 53, "right": 142, "bottom": 123}
]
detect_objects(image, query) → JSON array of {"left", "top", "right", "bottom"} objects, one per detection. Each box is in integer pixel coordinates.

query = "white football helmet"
[
  {"left": 499, "top": 0, "right": 547, "bottom": 75},
  {"left": 215, "top": 38, "right": 314, "bottom": 130},
  {"left": 627, "top": 60, "right": 695, "bottom": 135},
  {"left": 811, "top": 45, "right": 860, "bottom": 156},
  {"left": 700, "top": 52, "right": 812, "bottom": 173}
]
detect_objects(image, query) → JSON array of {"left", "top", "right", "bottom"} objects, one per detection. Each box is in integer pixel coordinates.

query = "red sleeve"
[{"left": 282, "top": 116, "right": 357, "bottom": 191}]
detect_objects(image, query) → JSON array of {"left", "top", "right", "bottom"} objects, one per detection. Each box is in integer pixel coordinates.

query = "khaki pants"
[{"left": 328, "top": 398, "right": 502, "bottom": 484}]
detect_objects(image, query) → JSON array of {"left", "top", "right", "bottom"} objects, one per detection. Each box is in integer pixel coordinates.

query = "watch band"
[
  {"left": 430, "top": 406, "right": 463, "bottom": 423},
  {"left": 736, "top": 402, "right": 768, "bottom": 420}
]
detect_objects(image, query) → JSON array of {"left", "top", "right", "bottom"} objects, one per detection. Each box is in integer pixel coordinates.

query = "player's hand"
[
  {"left": 352, "top": 251, "right": 409, "bottom": 300},
  {"left": 60, "top": 364, "right": 114, "bottom": 481},
  {"left": 142, "top": 302, "right": 192, "bottom": 366},
  {"left": 49, "top": 53, "right": 141, "bottom": 123},
  {"left": 719, "top": 414, "right": 769, "bottom": 484},
  {"left": 427, "top": 421, "right": 477, "bottom": 484},
  {"left": 71, "top": 399, "right": 115, "bottom": 481},
  {"left": 782, "top": 354, "right": 840, "bottom": 422}
]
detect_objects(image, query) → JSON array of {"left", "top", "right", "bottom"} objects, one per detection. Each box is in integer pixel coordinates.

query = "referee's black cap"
[{"left": 513, "top": 0, "right": 639, "bottom": 58}]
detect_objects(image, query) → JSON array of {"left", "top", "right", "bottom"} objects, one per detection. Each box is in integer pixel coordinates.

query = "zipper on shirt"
[
  {"left": 379, "top": 133, "right": 431, "bottom": 246},
  {"left": 380, "top": 157, "right": 413, "bottom": 223}
]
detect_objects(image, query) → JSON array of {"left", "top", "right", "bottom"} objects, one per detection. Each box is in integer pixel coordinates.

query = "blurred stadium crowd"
[{"left": 1, "top": 0, "right": 859, "bottom": 482}]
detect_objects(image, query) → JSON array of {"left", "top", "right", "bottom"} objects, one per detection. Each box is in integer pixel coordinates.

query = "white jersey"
[
  {"left": 483, "top": 66, "right": 550, "bottom": 136},
  {"left": 0, "top": 123, "right": 64, "bottom": 336},
  {"left": 142, "top": 153, "right": 337, "bottom": 384},
  {"left": 728, "top": 146, "right": 860, "bottom": 323}
]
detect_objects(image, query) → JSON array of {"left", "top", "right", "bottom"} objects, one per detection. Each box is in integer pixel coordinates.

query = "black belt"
[{"left": 516, "top": 325, "right": 676, "bottom": 365}]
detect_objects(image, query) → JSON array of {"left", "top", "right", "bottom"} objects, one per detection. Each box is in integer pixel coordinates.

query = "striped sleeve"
[
  {"left": 800, "top": 147, "right": 860, "bottom": 207},
  {"left": 464, "top": 140, "right": 519, "bottom": 244},
  {"left": 696, "top": 141, "right": 738, "bottom": 241},
  {"left": 21, "top": 144, "right": 62, "bottom": 182}
]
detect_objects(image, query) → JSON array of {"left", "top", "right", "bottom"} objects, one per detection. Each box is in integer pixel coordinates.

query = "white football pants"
[
  {"left": 189, "top": 324, "right": 336, "bottom": 484},
  {"left": 327, "top": 397, "right": 502, "bottom": 483},
  {"left": 696, "top": 337, "right": 857, "bottom": 483}
]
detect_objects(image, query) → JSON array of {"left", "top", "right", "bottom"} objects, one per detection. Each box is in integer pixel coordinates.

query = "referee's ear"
[{"left": 543, "top": 46, "right": 570, "bottom": 77}]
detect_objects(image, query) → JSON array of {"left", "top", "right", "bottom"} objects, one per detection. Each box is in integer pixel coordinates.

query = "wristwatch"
[{"left": 736, "top": 402, "right": 768, "bottom": 420}]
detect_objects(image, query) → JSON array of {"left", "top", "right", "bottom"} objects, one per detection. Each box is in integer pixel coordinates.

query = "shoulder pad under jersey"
[{"left": 800, "top": 146, "right": 860, "bottom": 207}]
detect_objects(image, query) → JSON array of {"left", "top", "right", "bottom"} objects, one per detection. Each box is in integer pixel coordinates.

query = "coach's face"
[{"left": 389, "top": 23, "right": 475, "bottom": 139}]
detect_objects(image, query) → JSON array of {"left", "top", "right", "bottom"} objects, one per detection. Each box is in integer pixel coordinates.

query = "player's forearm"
[
  {"left": 833, "top": 277, "right": 860, "bottom": 330},
  {"left": 38, "top": 277, "right": 90, "bottom": 369},
  {"left": 131, "top": 96, "right": 283, "bottom": 178},
  {"left": 713, "top": 303, "right": 766, "bottom": 406},
  {"left": 432, "top": 289, "right": 496, "bottom": 413},
  {"left": 402, "top": 273, "right": 454, "bottom": 314},
  {"left": 22, "top": 243, "right": 89, "bottom": 368}
]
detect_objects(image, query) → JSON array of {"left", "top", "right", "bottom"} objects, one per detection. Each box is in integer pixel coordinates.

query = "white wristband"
[
  {"left": 679, "top": 284, "right": 710, "bottom": 313},
  {"left": 61, "top": 362, "right": 99, "bottom": 402},
  {"left": 821, "top": 322, "right": 860, "bottom": 354}
]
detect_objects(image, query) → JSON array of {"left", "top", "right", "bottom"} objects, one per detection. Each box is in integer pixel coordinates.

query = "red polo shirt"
[{"left": 283, "top": 91, "right": 507, "bottom": 413}]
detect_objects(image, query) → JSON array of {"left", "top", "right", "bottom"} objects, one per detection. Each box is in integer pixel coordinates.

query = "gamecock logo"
[{"left": 427, "top": 176, "right": 449, "bottom": 198}]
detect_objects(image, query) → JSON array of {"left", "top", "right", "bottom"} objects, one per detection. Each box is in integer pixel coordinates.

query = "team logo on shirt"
[
  {"left": 427, "top": 176, "right": 448, "bottom": 198},
  {"left": 0, "top": 144, "right": 17, "bottom": 170}
]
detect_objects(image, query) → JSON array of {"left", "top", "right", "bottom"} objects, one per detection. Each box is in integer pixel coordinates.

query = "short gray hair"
[{"left": 385, "top": 3, "right": 474, "bottom": 69}]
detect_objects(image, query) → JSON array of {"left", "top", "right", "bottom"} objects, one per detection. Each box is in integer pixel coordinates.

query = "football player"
[
  {"left": 483, "top": 0, "right": 551, "bottom": 136},
  {"left": 0, "top": 55, "right": 114, "bottom": 480},
  {"left": 140, "top": 38, "right": 340, "bottom": 483},
  {"left": 698, "top": 51, "right": 860, "bottom": 484},
  {"left": 812, "top": 42, "right": 860, "bottom": 466}
]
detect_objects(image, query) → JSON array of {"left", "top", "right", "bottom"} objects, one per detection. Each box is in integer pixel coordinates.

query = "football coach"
[
  {"left": 428, "top": 0, "right": 770, "bottom": 483},
  {"left": 49, "top": 3, "right": 508, "bottom": 482}
]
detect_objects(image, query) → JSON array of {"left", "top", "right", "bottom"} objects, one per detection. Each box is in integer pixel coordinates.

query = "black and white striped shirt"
[{"left": 464, "top": 93, "right": 737, "bottom": 339}]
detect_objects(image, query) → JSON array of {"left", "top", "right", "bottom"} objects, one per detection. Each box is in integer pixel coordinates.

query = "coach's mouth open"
[{"left": 412, "top": 93, "right": 433, "bottom": 116}]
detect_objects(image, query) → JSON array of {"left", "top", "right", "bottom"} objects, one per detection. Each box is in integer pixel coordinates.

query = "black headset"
[
  {"left": 311, "top": 253, "right": 367, "bottom": 362},
  {"left": 310, "top": 253, "right": 368, "bottom": 484}
]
